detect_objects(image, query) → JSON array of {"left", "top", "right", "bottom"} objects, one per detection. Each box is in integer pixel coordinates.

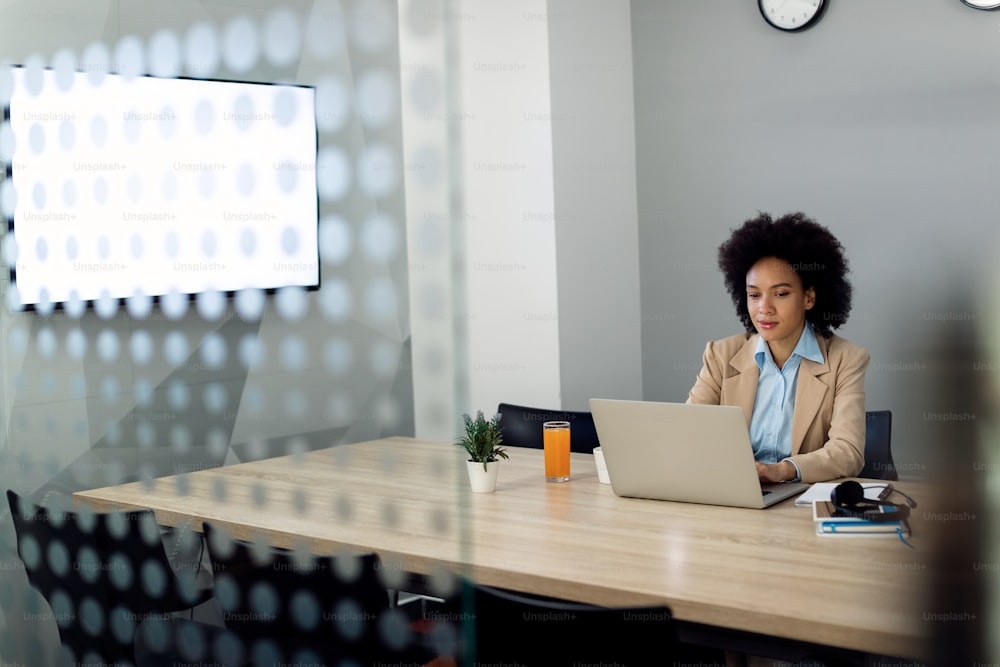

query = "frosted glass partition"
[{"left": 0, "top": 2, "right": 447, "bottom": 663}]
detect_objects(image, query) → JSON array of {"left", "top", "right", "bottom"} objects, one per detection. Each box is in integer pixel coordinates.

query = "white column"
[
  {"left": 399, "top": 0, "right": 466, "bottom": 438},
  {"left": 455, "top": 0, "right": 562, "bottom": 415}
]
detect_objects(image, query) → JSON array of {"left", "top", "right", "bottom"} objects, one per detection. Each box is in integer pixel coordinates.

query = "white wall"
[
  {"left": 401, "top": 0, "right": 566, "bottom": 434},
  {"left": 402, "top": 0, "right": 643, "bottom": 431},
  {"left": 455, "top": 0, "right": 562, "bottom": 416},
  {"left": 398, "top": 0, "right": 463, "bottom": 439}
]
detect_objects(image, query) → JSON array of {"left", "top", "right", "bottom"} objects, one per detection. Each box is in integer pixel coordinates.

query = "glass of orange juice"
[{"left": 542, "top": 421, "right": 571, "bottom": 482}]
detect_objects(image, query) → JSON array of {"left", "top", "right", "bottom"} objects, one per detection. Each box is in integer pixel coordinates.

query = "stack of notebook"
[{"left": 812, "top": 501, "right": 911, "bottom": 537}]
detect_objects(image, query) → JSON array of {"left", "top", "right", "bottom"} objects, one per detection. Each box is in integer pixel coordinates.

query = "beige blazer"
[{"left": 686, "top": 332, "right": 869, "bottom": 483}]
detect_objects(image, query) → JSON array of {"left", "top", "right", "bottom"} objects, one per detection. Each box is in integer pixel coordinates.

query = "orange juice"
[{"left": 542, "top": 422, "right": 571, "bottom": 482}]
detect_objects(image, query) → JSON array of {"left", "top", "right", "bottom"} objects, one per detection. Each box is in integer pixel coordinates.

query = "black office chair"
[
  {"left": 496, "top": 402, "right": 600, "bottom": 453},
  {"left": 859, "top": 410, "right": 897, "bottom": 481},
  {"left": 6, "top": 489, "right": 211, "bottom": 666},
  {"left": 436, "top": 579, "right": 678, "bottom": 666},
  {"left": 187, "top": 521, "right": 438, "bottom": 667}
]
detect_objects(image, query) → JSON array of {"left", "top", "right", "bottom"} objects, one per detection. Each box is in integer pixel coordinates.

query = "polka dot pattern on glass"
[{"left": 2, "top": 6, "right": 430, "bottom": 659}]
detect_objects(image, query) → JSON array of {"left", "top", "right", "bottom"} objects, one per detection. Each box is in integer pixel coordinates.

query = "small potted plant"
[{"left": 457, "top": 410, "right": 509, "bottom": 493}]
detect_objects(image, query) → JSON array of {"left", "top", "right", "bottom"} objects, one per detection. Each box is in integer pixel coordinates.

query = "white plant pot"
[{"left": 466, "top": 460, "right": 500, "bottom": 493}]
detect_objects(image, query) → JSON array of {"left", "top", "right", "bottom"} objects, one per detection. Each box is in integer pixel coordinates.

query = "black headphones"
[{"left": 830, "top": 481, "right": 914, "bottom": 522}]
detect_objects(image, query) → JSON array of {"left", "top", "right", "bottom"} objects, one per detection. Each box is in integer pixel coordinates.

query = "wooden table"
[{"left": 74, "top": 437, "right": 936, "bottom": 660}]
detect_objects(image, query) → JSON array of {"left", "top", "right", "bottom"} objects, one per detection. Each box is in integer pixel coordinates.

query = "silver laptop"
[{"left": 589, "top": 398, "right": 808, "bottom": 509}]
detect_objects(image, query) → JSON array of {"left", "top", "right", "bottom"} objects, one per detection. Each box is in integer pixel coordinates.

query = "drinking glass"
[{"left": 543, "top": 421, "right": 571, "bottom": 482}]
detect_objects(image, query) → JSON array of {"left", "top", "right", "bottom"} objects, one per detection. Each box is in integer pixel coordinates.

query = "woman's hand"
[{"left": 756, "top": 460, "right": 796, "bottom": 483}]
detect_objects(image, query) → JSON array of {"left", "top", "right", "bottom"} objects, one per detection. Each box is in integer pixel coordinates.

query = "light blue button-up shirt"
[{"left": 749, "top": 323, "right": 824, "bottom": 477}]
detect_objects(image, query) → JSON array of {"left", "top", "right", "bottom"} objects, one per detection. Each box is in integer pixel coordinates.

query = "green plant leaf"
[{"left": 456, "top": 410, "right": 506, "bottom": 465}]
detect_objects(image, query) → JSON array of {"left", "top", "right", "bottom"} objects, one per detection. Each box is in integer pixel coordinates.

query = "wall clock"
[
  {"left": 758, "top": 0, "right": 826, "bottom": 31},
  {"left": 961, "top": 0, "right": 1000, "bottom": 8}
]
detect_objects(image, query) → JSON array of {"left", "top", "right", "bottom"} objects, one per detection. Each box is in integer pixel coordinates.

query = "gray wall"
[
  {"left": 632, "top": 0, "right": 999, "bottom": 479},
  {"left": 548, "top": 0, "right": 643, "bottom": 410}
]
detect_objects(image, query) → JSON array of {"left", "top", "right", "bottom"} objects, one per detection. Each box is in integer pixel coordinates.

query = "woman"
[{"left": 687, "top": 212, "right": 868, "bottom": 484}]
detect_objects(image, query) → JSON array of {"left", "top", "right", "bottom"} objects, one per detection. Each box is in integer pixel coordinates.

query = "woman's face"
[{"left": 745, "top": 256, "right": 815, "bottom": 350}]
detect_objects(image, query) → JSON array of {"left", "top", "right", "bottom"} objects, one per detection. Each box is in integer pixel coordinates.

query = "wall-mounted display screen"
[{"left": 3, "top": 65, "right": 319, "bottom": 309}]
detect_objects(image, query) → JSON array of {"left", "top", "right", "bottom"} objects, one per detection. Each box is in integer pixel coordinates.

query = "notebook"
[
  {"left": 812, "top": 500, "right": 911, "bottom": 537},
  {"left": 589, "top": 398, "right": 808, "bottom": 509}
]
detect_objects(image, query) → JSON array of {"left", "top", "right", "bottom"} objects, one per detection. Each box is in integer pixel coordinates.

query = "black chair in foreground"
[
  {"left": 436, "top": 579, "right": 678, "bottom": 666},
  {"left": 860, "top": 410, "right": 897, "bottom": 481},
  {"left": 496, "top": 402, "right": 600, "bottom": 453},
  {"left": 6, "top": 489, "right": 211, "bottom": 666},
  {"left": 182, "top": 521, "right": 440, "bottom": 667}
]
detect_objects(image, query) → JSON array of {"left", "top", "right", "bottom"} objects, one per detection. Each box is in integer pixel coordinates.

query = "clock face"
[
  {"left": 759, "top": 0, "right": 826, "bottom": 31},
  {"left": 961, "top": 0, "right": 1000, "bottom": 8}
]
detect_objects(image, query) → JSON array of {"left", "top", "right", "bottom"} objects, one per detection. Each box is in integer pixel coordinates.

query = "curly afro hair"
[{"left": 718, "top": 212, "right": 853, "bottom": 337}]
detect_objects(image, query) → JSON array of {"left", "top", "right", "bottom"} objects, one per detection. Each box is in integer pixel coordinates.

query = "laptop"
[{"left": 589, "top": 398, "right": 808, "bottom": 509}]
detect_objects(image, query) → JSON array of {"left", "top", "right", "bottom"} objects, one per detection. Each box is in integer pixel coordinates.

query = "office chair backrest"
[
  {"left": 7, "top": 489, "right": 108, "bottom": 665},
  {"left": 7, "top": 489, "right": 212, "bottom": 666},
  {"left": 202, "top": 522, "right": 410, "bottom": 664},
  {"left": 496, "top": 403, "right": 600, "bottom": 453},
  {"left": 7, "top": 489, "right": 124, "bottom": 665},
  {"left": 860, "top": 410, "right": 897, "bottom": 481},
  {"left": 440, "top": 580, "right": 676, "bottom": 666},
  {"left": 99, "top": 507, "right": 207, "bottom": 613}
]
